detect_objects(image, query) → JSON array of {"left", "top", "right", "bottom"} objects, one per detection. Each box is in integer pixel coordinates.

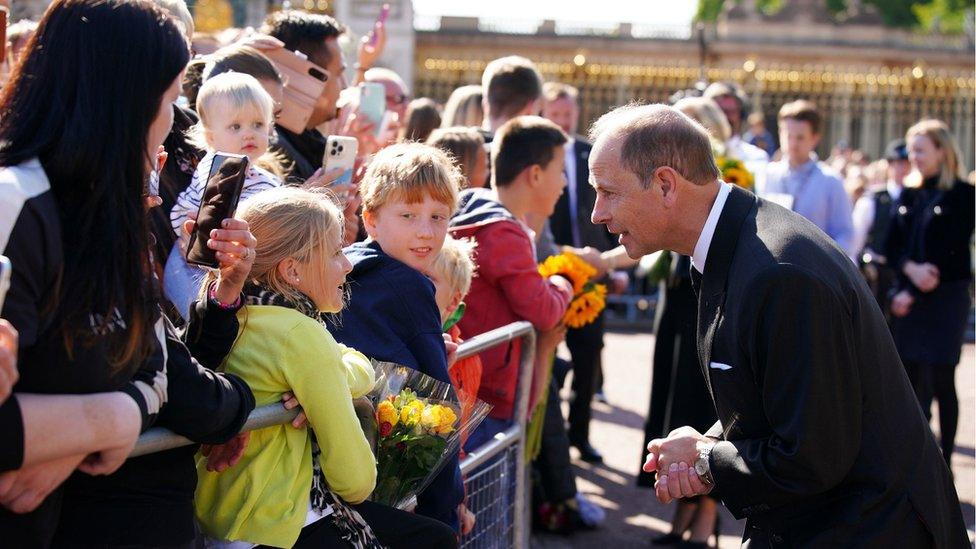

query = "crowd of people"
[{"left": 0, "top": 0, "right": 971, "bottom": 547}]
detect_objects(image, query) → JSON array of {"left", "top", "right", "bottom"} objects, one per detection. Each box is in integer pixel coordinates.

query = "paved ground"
[{"left": 531, "top": 331, "right": 975, "bottom": 548}]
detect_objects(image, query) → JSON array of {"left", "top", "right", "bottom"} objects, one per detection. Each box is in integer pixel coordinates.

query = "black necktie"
[{"left": 690, "top": 266, "right": 703, "bottom": 297}]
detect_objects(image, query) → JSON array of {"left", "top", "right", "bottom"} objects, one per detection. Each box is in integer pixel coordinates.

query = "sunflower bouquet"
[
  {"left": 538, "top": 251, "right": 607, "bottom": 328},
  {"left": 715, "top": 156, "right": 755, "bottom": 191},
  {"left": 364, "top": 362, "right": 491, "bottom": 509}
]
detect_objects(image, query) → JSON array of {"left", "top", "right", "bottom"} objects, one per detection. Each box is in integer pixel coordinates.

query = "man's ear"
[
  {"left": 655, "top": 166, "right": 681, "bottom": 208},
  {"left": 526, "top": 164, "right": 543, "bottom": 188}
]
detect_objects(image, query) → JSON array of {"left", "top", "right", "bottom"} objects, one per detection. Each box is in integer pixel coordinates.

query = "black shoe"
[
  {"left": 571, "top": 441, "right": 604, "bottom": 463},
  {"left": 678, "top": 542, "right": 708, "bottom": 549},
  {"left": 651, "top": 532, "right": 683, "bottom": 545}
]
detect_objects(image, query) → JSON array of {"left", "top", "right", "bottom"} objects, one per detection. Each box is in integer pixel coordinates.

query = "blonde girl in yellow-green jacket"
[{"left": 193, "top": 187, "right": 376, "bottom": 548}]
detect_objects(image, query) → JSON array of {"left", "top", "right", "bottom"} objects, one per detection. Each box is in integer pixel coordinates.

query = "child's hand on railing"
[
  {"left": 281, "top": 392, "right": 307, "bottom": 429},
  {"left": 459, "top": 502, "right": 476, "bottom": 535},
  {"left": 200, "top": 432, "right": 250, "bottom": 473},
  {"left": 443, "top": 333, "right": 459, "bottom": 367}
]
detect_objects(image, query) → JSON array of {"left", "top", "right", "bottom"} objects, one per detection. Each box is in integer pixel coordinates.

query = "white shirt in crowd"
[
  {"left": 850, "top": 180, "right": 903, "bottom": 259},
  {"left": 727, "top": 136, "right": 770, "bottom": 194},
  {"left": 563, "top": 139, "right": 581, "bottom": 247}
]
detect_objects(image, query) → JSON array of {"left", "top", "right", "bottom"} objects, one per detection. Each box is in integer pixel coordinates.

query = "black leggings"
[
  {"left": 266, "top": 499, "right": 458, "bottom": 549},
  {"left": 905, "top": 361, "right": 958, "bottom": 465}
]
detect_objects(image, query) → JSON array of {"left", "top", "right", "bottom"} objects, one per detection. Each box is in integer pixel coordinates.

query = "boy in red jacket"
[{"left": 449, "top": 116, "right": 574, "bottom": 449}]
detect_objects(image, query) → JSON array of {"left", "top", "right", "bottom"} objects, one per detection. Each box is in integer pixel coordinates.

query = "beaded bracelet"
[{"left": 208, "top": 281, "right": 242, "bottom": 310}]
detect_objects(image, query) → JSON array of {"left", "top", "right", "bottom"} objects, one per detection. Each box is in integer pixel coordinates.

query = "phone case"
[
  {"left": 263, "top": 48, "right": 329, "bottom": 134},
  {"left": 323, "top": 136, "right": 359, "bottom": 192},
  {"left": 185, "top": 154, "right": 249, "bottom": 269},
  {"left": 359, "top": 82, "right": 386, "bottom": 129}
]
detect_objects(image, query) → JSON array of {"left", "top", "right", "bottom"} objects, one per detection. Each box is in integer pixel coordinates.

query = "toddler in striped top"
[{"left": 165, "top": 72, "right": 282, "bottom": 319}]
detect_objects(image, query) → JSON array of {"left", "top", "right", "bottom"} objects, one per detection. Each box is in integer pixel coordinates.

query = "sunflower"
[
  {"left": 716, "top": 156, "right": 755, "bottom": 191},
  {"left": 538, "top": 252, "right": 595, "bottom": 294},
  {"left": 564, "top": 283, "right": 608, "bottom": 328}
]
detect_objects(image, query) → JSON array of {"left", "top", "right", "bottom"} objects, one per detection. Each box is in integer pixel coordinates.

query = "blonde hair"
[
  {"left": 430, "top": 236, "right": 477, "bottom": 298},
  {"left": 212, "top": 187, "right": 344, "bottom": 309},
  {"left": 360, "top": 142, "right": 461, "bottom": 215},
  {"left": 674, "top": 97, "right": 732, "bottom": 144},
  {"left": 905, "top": 119, "right": 965, "bottom": 191},
  {"left": 441, "top": 85, "right": 484, "bottom": 128},
  {"left": 188, "top": 72, "right": 275, "bottom": 151},
  {"left": 426, "top": 126, "right": 485, "bottom": 188},
  {"left": 154, "top": 0, "right": 194, "bottom": 38}
]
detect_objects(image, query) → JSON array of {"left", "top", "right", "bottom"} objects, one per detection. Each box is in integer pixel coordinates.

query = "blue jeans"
[{"left": 163, "top": 243, "right": 207, "bottom": 321}]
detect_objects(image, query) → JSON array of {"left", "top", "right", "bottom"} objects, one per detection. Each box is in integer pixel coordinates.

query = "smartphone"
[
  {"left": 323, "top": 136, "right": 358, "bottom": 200},
  {"left": 359, "top": 82, "right": 387, "bottom": 132},
  {"left": 263, "top": 48, "right": 329, "bottom": 134},
  {"left": 185, "top": 153, "right": 249, "bottom": 269},
  {"left": 369, "top": 4, "right": 390, "bottom": 46},
  {"left": 0, "top": 256, "right": 11, "bottom": 314}
]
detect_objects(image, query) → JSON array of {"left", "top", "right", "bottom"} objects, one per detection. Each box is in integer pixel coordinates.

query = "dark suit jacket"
[
  {"left": 697, "top": 185, "right": 967, "bottom": 548},
  {"left": 550, "top": 138, "right": 616, "bottom": 252}
]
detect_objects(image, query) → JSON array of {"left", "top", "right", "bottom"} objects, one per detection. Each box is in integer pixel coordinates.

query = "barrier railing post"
[{"left": 511, "top": 323, "right": 535, "bottom": 549}]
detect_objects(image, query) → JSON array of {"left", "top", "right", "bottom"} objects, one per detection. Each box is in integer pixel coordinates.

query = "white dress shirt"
[
  {"left": 563, "top": 139, "right": 581, "bottom": 247},
  {"left": 692, "top": 182, "right": 733, "bottom": 274}
]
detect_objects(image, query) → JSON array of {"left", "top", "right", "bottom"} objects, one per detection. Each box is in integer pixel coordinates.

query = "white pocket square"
[{"left": 709, "top": 362, "right": 733, "bottom": 371}]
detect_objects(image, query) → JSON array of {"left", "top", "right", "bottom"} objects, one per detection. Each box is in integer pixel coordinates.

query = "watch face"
[{"left": 694, "top": 460, "right": 706, "bottom": 476}]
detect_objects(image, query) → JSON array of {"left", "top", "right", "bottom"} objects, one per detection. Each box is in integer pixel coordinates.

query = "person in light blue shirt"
[{"left": 764, "top": 100, "right": 854, "bottom": 258}]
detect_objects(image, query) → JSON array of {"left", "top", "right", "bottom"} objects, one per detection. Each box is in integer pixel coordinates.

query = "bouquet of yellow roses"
[
  {"left": 538, "top": 251, "right": 608, "bottom": 328},
  {"left": 364, "top": 362, "right": 491, "bottom": 508}
]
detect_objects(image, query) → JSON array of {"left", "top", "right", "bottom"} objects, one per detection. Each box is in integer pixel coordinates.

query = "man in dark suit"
[
  {"left": 542, "top": 82, "right": 617, "bottom": 462},
  {"left": 588, "top": 104, "right": 968, "bottom": 547}
]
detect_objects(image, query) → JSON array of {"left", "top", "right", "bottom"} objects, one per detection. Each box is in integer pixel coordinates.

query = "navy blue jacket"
[{"left": 331, "top": 240, "right": 463, "bottom": 531}]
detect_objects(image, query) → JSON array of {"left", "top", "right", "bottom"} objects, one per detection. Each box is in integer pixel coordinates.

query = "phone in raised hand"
[
  {"left": 323, "top": 136, "right": 358, "bottom": 201},
  {"left": 185, "top": 153, "right": 249, "bottom": 269},
  {"left": 369, "top": 4, "right": 390, "bottom": 46}
]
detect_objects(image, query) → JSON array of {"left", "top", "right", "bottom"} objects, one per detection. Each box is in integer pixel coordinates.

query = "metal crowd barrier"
[{"left": 130, "top": 320, "right": 537, "bottom": 549}]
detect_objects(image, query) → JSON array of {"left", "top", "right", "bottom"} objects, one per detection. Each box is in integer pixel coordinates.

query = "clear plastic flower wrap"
[{"left": 361, "top": 361, "right": 492, "bottom": 509}]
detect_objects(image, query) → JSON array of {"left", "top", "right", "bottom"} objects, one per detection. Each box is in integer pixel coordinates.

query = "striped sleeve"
[
  {"left": 119, "top": 315, "right": 170, "bottom": 431},
  {"left": 238, "top": 167, "right": 283, "bottom": 203}
]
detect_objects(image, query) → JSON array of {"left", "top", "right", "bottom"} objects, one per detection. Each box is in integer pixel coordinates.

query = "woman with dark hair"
[{"left": 0, "top": 0, "right": 255, "bottom": 546}]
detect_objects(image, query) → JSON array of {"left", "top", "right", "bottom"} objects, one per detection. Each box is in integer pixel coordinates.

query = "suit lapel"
[{"left": 697, "top": 186, "right": 756, "bottom": 393}]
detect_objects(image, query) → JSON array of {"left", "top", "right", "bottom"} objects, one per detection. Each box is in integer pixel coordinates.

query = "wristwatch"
[{"left": 694, "top": 444, "right": 715, "bottom": 486}]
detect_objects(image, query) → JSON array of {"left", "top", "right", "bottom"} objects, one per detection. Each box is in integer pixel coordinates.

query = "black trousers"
[
  {"left": 533, "top": 375, "right": 577, "bottom": 503},
  {"left": 565, "top": 316, "right": 605, "bottom": 444},
  {"left": 280, "top": 500, "right": 458, "bottom": 549},
  {"left": 905, "top": 361, "right": 959, "bottom": 465}
]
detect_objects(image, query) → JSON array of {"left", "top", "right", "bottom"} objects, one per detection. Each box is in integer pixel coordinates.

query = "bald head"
[{"left": 589, "top": 103, "right": 720, "bottom": 188}]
